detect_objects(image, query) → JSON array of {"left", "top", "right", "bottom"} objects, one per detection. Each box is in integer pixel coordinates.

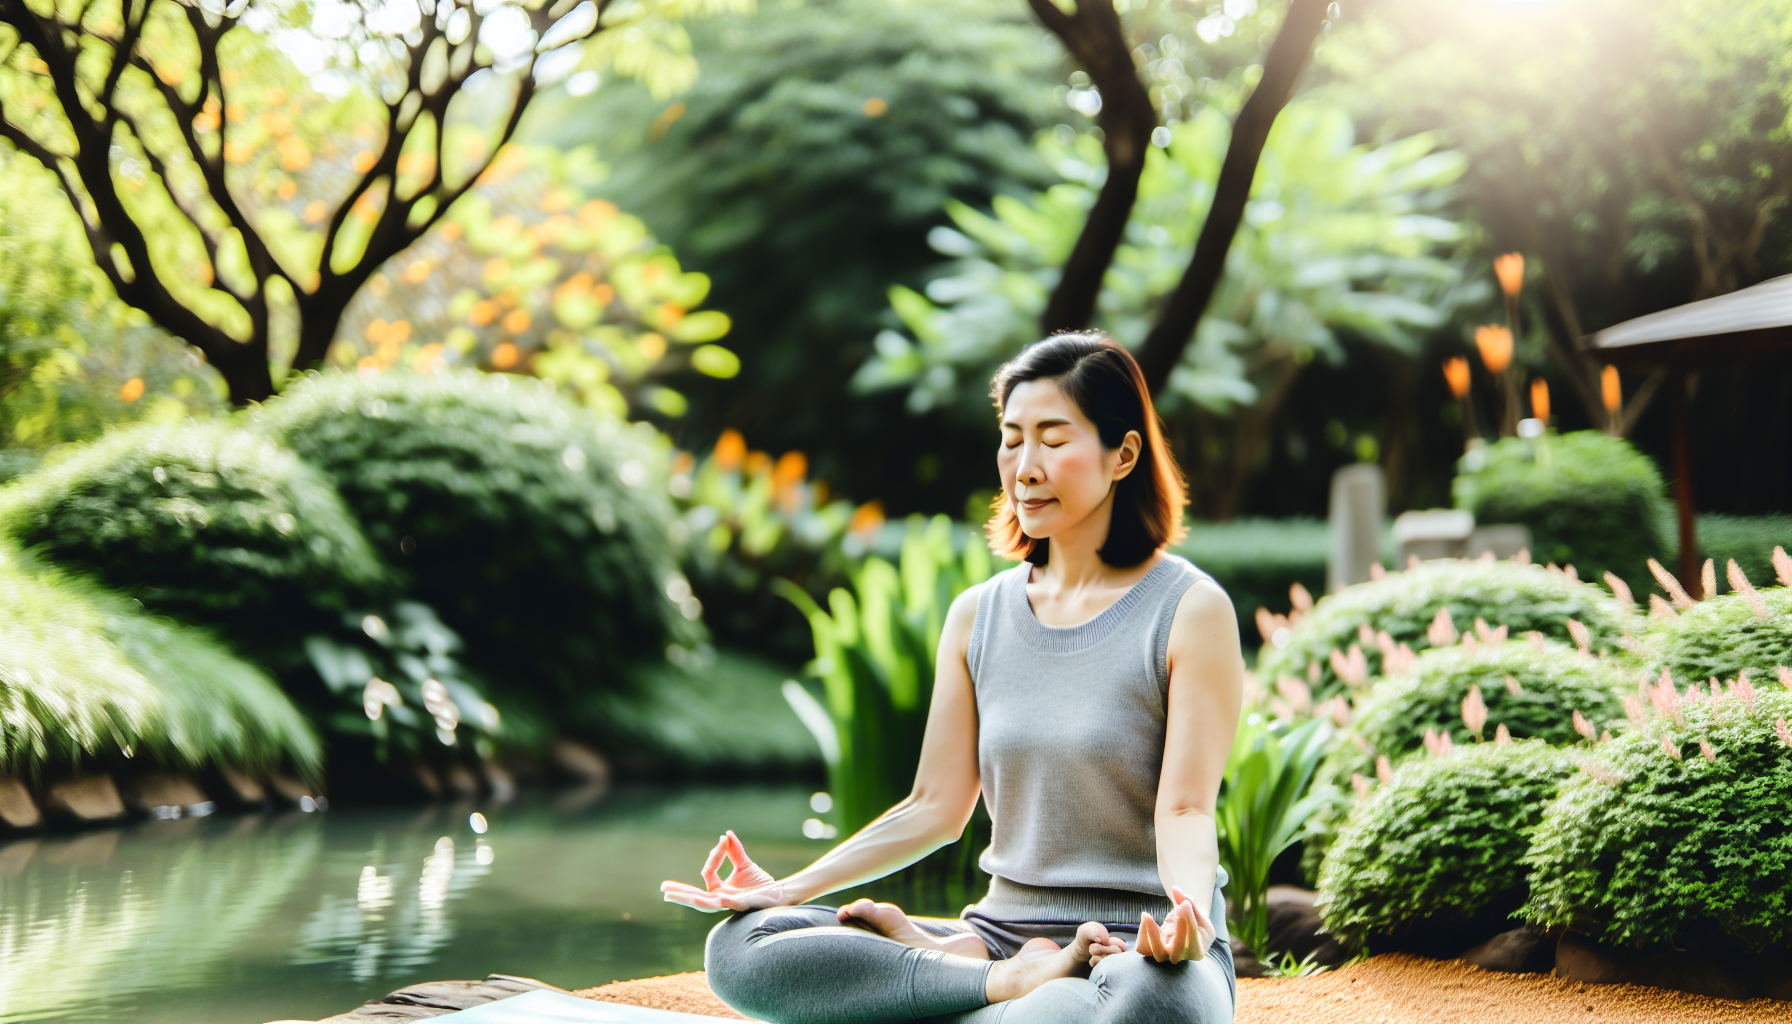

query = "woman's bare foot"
[
  {"left": 837, "top": 900, "right": 990, "bottom": 959},
  {"left": 984, "top": 922, "right": 1126, "bottom": 1002}
]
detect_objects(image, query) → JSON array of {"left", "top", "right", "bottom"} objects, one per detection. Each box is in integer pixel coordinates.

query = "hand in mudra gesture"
[
  {"left": 1134, "top": 886, "right": 1215, "bottom": 964},
  {"left": 661, "top": 831, "right": 798, "bottom": 913}
]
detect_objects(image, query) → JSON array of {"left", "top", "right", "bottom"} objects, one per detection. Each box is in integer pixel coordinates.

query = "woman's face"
[{"left": 997, "top": 378, "right": 1140, "bottom": 541}]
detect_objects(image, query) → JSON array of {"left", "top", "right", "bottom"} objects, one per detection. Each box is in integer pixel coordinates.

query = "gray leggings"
[{"left": 703, "top": 887, "right": 1235, "bottom": 1024}]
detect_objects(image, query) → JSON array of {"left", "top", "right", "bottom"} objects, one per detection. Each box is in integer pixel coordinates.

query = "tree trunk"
[
  {"left": 1134, "top": 0, "right": 1330, "bottom": 395},
  {"left": 1026, "top": 0, "right": 1158, "bottom": 335}
]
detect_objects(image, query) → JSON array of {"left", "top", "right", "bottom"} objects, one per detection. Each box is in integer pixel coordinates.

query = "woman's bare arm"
[
  {"left": 662, "top": 583, "right": 986, "bottom": 911},
  {"left": 1139, "top": 577, "right": 1243, "bottom": 961}
]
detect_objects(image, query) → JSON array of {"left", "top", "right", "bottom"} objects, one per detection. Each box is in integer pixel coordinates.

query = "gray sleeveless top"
[{"left": 966, "top": 554, "right": 1218, "bottom": 905}]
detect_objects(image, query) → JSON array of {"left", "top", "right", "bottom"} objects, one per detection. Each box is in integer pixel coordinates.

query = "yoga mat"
[{"left": 431, "top": 989, "right": 726, "bottom": 1023}]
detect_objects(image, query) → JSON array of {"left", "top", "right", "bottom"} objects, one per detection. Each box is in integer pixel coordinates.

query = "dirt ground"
[{"left": 575, "top": 955, "right": 1792, "bottom": 1022}]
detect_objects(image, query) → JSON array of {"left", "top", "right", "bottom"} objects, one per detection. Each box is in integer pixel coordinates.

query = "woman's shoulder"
[{"left": 1156, "top": 553, "right": 1233, "bottom": 618}]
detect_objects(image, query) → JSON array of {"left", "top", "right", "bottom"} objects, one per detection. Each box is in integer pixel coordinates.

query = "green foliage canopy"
[{"left": 551, "top": 0, "right": 1062, "bottom": 506}]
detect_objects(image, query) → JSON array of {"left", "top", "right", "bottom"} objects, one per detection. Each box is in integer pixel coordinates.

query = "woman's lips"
[{"left": 1019, "top": 498, "right": 1054, "bottom": 512}]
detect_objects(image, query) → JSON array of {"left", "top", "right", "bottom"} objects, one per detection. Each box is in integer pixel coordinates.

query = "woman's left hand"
[{"left": 1134, "top": 886, "right": 1215, "bottom": 963}]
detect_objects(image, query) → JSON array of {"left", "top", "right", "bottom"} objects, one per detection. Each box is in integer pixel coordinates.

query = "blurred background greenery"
[{"left": 5, "top": 0, "right": 1792, "bottom": 1001}]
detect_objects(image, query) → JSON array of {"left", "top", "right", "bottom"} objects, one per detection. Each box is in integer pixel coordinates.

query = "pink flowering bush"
[{"left": 1522, "top": 681, "right": 1792, "bottom": 949}]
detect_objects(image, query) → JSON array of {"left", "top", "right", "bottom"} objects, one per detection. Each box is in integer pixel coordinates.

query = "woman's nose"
[{"left": 1016, "top": 456, "right": 1042, "bottom": 486}]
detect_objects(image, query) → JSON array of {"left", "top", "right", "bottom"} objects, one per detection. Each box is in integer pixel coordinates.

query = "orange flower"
[
  {"left": 1494, "top": 253, "right": 1524, "bottom": 298},
  {"left": 849, "top": 500, "right": 885, "bottom": 538},
  {"left": 490, "top": 342, "right": 519, "bottom": 369},
  {"left": 713, "top": 429, "right": 747, "bottom": 470},
  {"left": 276, "top": 179, "right": 298, "bottom": 200},
  {"left": 468, "top": 300, "right": 497, "bottom": 327},
  {"left": 1441, "top": 357, "right": 1471, "bottom": 399},
  {"left": 402, "top": 260, "right": 431, "bottom": 285},
  {"left": 302, "top": 200, "right": 327, "bottom": 225},
  {"left": 502, "top": 309, "right": 532, "bottom": 334},
  {"left": 772, "top": 450, "right": 808, "bottom": 493},
  {"left": 351, "top": 150, "right": 377, "bottom": 174},
  {"left": 1601, "top": 364, "right": 1621, "bottom": 413},
  {"left": 1474, "top": 325, "right": 1513, "bottom": 374},
  {"left": 118, "top": 377, "right": 145, "bottom": 403},
  {"left": 744, "top": 451, "right": 772, "bottom": 477},
  {"left": 1530, "top": 377, "right": 1550, "bottom": 420},
  {"left": 862, "top": 97, "right": 888, "bottom": 117}
]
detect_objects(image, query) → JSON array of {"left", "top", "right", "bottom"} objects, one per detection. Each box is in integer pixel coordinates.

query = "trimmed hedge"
[
  {"left": 1316, "top": 740, "right": 1573, "bottom": 951},
  {"left": 0, "top": 545, "right": 321, "bottom": 780},
  {"left": 1648, "top": 585, "right": 1792, "bottom": 688},
  {"left": 1454, "top": 431, "right": 1670, "bottom": 586},
  {"left": 1318, "top": 640, "right": 1630, "bottom": 788},
  {"left": 1257, "top": 559, "right": 1636, "bottom": 700},
  {"left": 0, "top": 421, "right": 387, "bottom": 637},
  {"left": 253, "top": 370, "right": 693, "bottom": 705},
  {"left": 1523, "top": 683, "right": 1792, "bottom": 950}
]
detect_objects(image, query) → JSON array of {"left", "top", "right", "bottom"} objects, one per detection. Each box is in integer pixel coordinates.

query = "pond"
[{"left": 0, "top": 784, "right": 866, "bottom": 1024}]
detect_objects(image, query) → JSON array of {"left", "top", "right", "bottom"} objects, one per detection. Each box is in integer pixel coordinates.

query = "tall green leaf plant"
[{"left": 1217, "top": 715, "right": 1332, "bottom": 960}]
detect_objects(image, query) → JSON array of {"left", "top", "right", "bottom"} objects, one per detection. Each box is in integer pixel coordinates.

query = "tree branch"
[
  {"left": 1133, "top": 0, "right": 1328, "bottom": 395},
  {"left": 1027, "top": 0, "right": 1156, "bottom": 335}
]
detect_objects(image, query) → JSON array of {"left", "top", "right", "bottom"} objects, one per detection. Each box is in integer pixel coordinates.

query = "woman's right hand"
[{"left": 661, "top": 831, "right": 802, "bottom": 913}]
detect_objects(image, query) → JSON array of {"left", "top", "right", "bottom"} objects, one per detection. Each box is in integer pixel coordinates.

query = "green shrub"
[
  {"left": 1523, "top": 683, "right": 1792, "bottom": 950},
  {"left": 0, "top": 420, "right": 387, "bottom": 637},
  {"left": 1318, "top": 641, "right": 1630, "bottom": 789},
  {"left": 253, "top": 370, "right": 692, "bottom": 707},
  {"left": 1693, "top": 515, "right": 1792, "bottom": 588},
  {"left": 1257, "top": 559, "right": 1636, "bottom": 700},
  {"left": 1453, "top": 431, "right": 1670, "bottom": 586},
  {"left": 0, "top": 546, "right": 320, "bottom": 780},
  {"left": 1648, "top": 586, "right": 1792, "bottom": 687},
  {"left": 1317, "top": 740, "right": 1573, "bottom": 951}
]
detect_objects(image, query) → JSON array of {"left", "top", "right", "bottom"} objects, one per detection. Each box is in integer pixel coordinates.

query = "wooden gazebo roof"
[
  {"left": 1580, "top": 274, "right": 1792, "bottom": 593},
  {"left": 1586, "top": 273, "right": 1792, "bottom": 364}
]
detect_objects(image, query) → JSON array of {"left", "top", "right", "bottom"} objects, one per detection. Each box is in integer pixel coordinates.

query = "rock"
[
  {"left": 318, "top": 973, "right": 563, "bottom": 1021},
  {"left": 482, "top": 759, "right": 517, "bottom": 803},
  {"left": 43, "top": 775, "right": 126, "bottom": 821},
  {"left": 41, "top": 830, "right": 119, "bottom": 865},
  {"left": 1231, "top": 937, "right": 1265, "bottom": 978},
  {"left": 221, "top": 770, "right": 267, "bottom": 803},
  {"left": 550, "top": 738, "right": 611, "bottom": 783},
  {"left": 1554, "top": 930, "right": 1753, "bottom": 1000},
  {"left": 1264, "top": 885, "right": 1351, "bottom": 967},
  {"left": 1463, "top": 925, "right": 1554, "bottom": 973},
  {"left": 269, "top": 773, "right": 319, "bottom": 804},
  {"left": 0, "top": 777, "right": 42, "bottom": 828},
  {"left": 123, "top": 773, "right": 207, "bottom": 812},
  {"left": 445, "top": 763, "right": 481, "bottom": 798}
]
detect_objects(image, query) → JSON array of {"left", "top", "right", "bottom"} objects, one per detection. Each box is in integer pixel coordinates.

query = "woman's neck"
[{"left": 1036, "top": 492, "right": 1120, "bottom": 590}]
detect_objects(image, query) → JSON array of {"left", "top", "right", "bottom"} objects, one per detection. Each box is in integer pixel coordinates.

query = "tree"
[
  {"left": 858, "top": 101, "right": 1472, "bottom": 517},
  {"left": 1322, "top": 0, "right": 1792, "bottom": 432},
  {"left": 1024, "top": 0, "right": 1155, "bottom": 335},
  {"left": 551, "top": 0, "right": 1062, "bottom": 510},
  {"left": 1134, "top": 0, "right": 1327, "bottom": 394},
  {"left": 0, "top": 0, "right": 725, "bottom": 403}
]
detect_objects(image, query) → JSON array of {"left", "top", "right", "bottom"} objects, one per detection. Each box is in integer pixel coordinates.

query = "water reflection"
[{"left": 0, "top": 786, "right": 823, "bottom": 1024}]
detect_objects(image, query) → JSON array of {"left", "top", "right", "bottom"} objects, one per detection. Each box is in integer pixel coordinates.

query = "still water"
[{"left": 0, "top": 785, "right": 835, "bottom": 1024}]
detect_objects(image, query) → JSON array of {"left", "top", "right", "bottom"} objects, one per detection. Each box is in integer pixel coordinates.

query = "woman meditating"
[{"left": 662, "top": 332, "right": 1243, "bottom": 1023}]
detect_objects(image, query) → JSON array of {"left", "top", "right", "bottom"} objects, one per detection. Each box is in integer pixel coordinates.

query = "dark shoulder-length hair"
[{"left": 986, "top": 331, "right": 1188, "bottom": 568}]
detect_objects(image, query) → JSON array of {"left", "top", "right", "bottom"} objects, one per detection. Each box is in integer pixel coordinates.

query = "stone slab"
[
  {"left": 43, "top": 775, "right": 125, "bottom": 821},
  {"left": 317, "top": 974, "right": 562, "bottom": 1022},
  {"left": 436, "top": 990, "right": 722, "bottom": 1022},
  {"left": 0, "top": 776, "right": 42, "bottom": 828}
]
